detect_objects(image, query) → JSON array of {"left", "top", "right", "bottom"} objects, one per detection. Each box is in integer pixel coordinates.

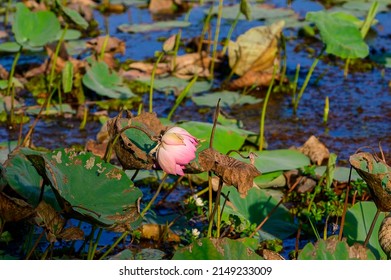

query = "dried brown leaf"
[
  {"left": 107, "top": 111, "right": 165, "bottom": 170},
  {"left": 198, "top": 148, "right": 261, "bottom": 197},
  {"left": 228, "top": 70, "right": 277, "bottom": 90},
  {"left": 0, "top": 192, "right": 35, "bottom": 222},
  {"left": 262, "top": 249, "right": 285, "bottom": 260},
  {"left": 35, "top": 201, "right": 65, "bottom": 243},
  {"left": 149, "top": 0, "right": 176, "bottom": 14},
  {"left": 298, "top": 135, "right": 330, "bottom": 165},
  {"left": 57, "top": 227, "right": 84, "bottom": 241},
  {"left": 128, "top": 62, "right": 170, "bottom": 76},
  {"left": 86, "top": 36, "right": 125, "bottom": 56}
]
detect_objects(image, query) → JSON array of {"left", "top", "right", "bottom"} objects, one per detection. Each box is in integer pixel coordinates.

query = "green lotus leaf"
[
  {"left": 306, "top": 10, "right": 369, "bottom": 58},
  {"left": 13, "top": 3, "right": 61, "bottom": 48},
  {"left": 83, "top": 61, "right": 136, "bottom": 99}
]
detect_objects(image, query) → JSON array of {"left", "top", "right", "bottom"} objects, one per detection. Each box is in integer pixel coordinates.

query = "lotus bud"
[
  {"left": 163, "top": 34, "right": 176, "bottom": 53},
  {"left": 156, "top": 127, "right": 198, "bottom": 176}
]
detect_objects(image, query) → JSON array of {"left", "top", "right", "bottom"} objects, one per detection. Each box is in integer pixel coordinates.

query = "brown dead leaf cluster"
[
  {"left": 297, "top": 135, "right": 330, "bottom": 166},
  {"left": 124, "top": 51, "right": 213, "bottom": 81},
  {"left": 198, "top": 148, "right": 261, "bottom": 197}
]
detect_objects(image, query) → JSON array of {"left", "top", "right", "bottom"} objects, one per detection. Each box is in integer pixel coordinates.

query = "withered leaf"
[
  {"left": 228, "top": 70, "right": 277, "bottom": 90},
  {"left": 35, "top": 201, "right": 66, "bottom": 243},
  {"left": 198, "top": 148, "right": 261, "bottom": 197},
  {"left": 107, "top": 111, "right": 165, "bottom": 170},
  {"left": 298, "top": 135, "right": 330, "bottom": 165},
  {"left": 349, "top": 152, "right": 391, "bottom": 212},
  {"left": 0, "top": 192, "right": 35, "bottom": 222},
  {"left": 57, "top": 227, "right": 84, "bottom": 241}
]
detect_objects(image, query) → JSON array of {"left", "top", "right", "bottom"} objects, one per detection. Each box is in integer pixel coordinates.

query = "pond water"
[
  {"left": 1, "top": 0, "right": 391, "bottom": 259},
  {"left": 1, "top": 0, "right": 390, "bottom": 164}
]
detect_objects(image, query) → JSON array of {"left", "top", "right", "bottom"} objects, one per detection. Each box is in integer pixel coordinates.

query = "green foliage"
[
  {"left": 192, "top": 91, "right": 261, "bottom": 108},
  {"left": 344, "top": 201, "right": 388, "bottom": 259},
  {"left": 298, "top": 236, "right": 376, "bottom": 260},
  {"left": 83, "top": 61, "right": 136, "bottom": 99},
  {"left": 13, "top": 3, "right": 61, "bottom": 48},
  {"left": 306, "top": 10, "right": 369, "bottom": 58},
  {"left": 221, "top": 186, "right": 298, "bottom": 239},
  {"left": 172, "top": 237, "right": 263, "bottom": 260}
]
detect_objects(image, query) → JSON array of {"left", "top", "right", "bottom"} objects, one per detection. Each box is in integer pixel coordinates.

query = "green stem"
[
  {"left": 4, "top": 0, "right": 12, "bottom": 27},
  {"left": 88, "top": 228, "right": 103, "bottom": 260},
  {"left": 149, "top": 52, "right": 165, "bottom": 113},
  {"left": 47, "top": 25, "right": 68, "bottom": 112},
  {"left": 198, "top": 5, "right": 214, "bottom": 55},
  {"left": 167, "top": 75, "right": 198, "bottom": 120},
  {"left": 291, "top": 63, "right": 300, "bottom": 106},
  {"left": 293, "top": 47, "right": 325, "bottom": 114},
  {"left": 140, "top": 173, "right": 168, "bottom": 217},
  {"left": 209, "top": 0, "right": 224, "bottom": 82},
  {"left": 6, "top": 48, "right": 22, "bottom": 124},
  {"left": 279, "top": 34, "right": 287, "bottom": 87},
  {"left": 259, "top": 65, "right": 277, "bottom": 151},
  {"left": 221, "top": 10, "right": 241, "bottom": 56},
  {"left": 99, "top": 231, "right": 129, "bottom": 260},
  {"left": 99, "top": 34, "right": 110, "bottom": 61}
]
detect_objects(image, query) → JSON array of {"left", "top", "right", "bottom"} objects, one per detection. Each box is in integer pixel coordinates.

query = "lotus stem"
[
  {"left": 198, "top": 5, "right": 214, "bottom": 55},
  {"left": 338, "top": 166, "right": 352, "bottom": 241},
  {"left": 209, "top": 0, "right": 224, "bottom": 82},
  {"left": 140, "top": 173, "right": 168, "bottom": 217},
  {"left": 363, "top": 208, "right": 381, "bottom": 248},
  {"left": 221, "top": 10, "right": 241, "bottom": 56},
  {"left": 293, "top": 47, "right": 325, "bottom": 114},
  {"left": 167, "top": 75, "right": 198, "bottom": 120},
  {"left": 149, "top": 52, "right": 165, "bottom": 113},
  {"left": 88, "top": 228, "right": 103, "bottom": 260},
  {"left": 259, "top": 65, "right": 277, "bottom": 151},
  {"left": 6, "top": 47, "right": 22, "bottom": 124},
  {"left": 323, "top": 96, "right": 329, "bottom": 124},
  {"left": 99, "top": 231, "right": 129, "bottom": 260}
]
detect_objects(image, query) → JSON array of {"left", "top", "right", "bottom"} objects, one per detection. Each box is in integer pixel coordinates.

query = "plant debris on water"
[{"left": 0, "top": 0, "right": 390, "bottom": 260}]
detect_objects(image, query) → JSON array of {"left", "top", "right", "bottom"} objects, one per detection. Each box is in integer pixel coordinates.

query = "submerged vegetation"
[{"left": 0, "top": 0, "right": 390, "bottom": 260}]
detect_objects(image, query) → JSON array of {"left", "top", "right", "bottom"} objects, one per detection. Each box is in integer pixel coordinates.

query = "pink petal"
[
  {"left": 161, "top": 132, "right": 185, "bottom": 145},
  {"left": 175, "top": 164, "right": 185, "bottom": 176},
  {"left": 157, "top": 146, "right": 177, "bottom": 175},
  {"left": 163, "top": 143, "right": 196, "bottom": 165}
]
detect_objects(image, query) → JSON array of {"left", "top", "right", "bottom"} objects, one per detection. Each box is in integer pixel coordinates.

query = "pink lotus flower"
[{"left": 156, "top": 127, "right": 198, "bottom": 175}]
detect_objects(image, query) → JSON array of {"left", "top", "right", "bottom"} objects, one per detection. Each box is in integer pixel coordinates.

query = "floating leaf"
[
  {"left": 221, "top": 186, "right": 297, "bottom": 239},
  {"left": 233, "top": 149, "right": 310, "bottom": 174},
  {"left": 0, "top": 42, "right": 21, "bottom": 53},
  {"left": 83, "top": 61, "right": 136, "bottom": 99},
  {"left": 298, "top": 236, "right": 376, "bottom": 260},
  {"left": 57, "top": 0, "right": 89, "bottom": 30},
  {"left": 172, "top": 237, "right": 263, "bottom": 260},
  {"left": 192, "top": 91, "right": 261, "bottom": 108},
  {"left": 344, "top": 201, "right": 387, "bottom": 259},
  {"left": 306, "top": 11, "right": 369, "bottom": 58},
  {"left": 13, "top": 3, "right": 61, "bottom": 48},
  {"left": 118, "top": 21, "right": 190, "bottom": 33},
  {"left": 3, "top": 148, "right": 143, "bottom": 230}
]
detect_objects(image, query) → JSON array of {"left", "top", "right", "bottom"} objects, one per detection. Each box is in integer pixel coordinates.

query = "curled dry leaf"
[
  {"left": 57, "top": 227, "right": 84, "bottom": 241},
  {"left": 107, "top": 111, "right": 166, "bottom": 170},
  {"left": 0, "top": 192, "right": 35, "bottom": 222},
  {"left": 198, "top": 148, "right": 261, "bottom": 197},
  {"left": 349, "top": 152, "right": 391, "bottom": 212},
  {"left": 86, "top": 36, "right": 125, "bottom": 56},
  {"left": 297, "top": 135, "right": 330, "bottom": 165},
  {"left": 378, "top": 213, "right": 391, "bottom": 257},
  {"left": 228, "top": 20, "right": 284, "bottom": 76},
  {"left": 34, "top": 201, "right": 66, "bottom": 243},
  {"left": 168, "top": 51, "right": 212, "bottom": 80}
]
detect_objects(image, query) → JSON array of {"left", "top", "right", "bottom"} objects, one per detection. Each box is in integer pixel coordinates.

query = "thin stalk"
[
  {"left": 207, "top": 178, "right": 223, "bottom": 238},
  {"left": 57, "top": 80, "right": 63, "bottom": 115},
  {"left": 207, "top": 171, "right": 213, "bottom": 237},
  {"left": 198, "top": 5, "right": 214, "bottom": 55},
  {"left": 149, "top": 52, "right": 165, "bottom": 113},
  {"left": 259, "top": 65, "right": 277, "bottom": 151},
  {"left": 140, "top": 173, "right": 168, "bottom": 217},
  {"left": 221, "top": 10, "right": 241, "bottom": 56},
  {"left": 6, "top": 48, "right": 22, "bottom": 124},
  {"left": 323, "top": 96, "right": 329, "bottom": 124},
  {"left": 88, "top": 228, "right": 103, "bottom": 260},
  {"left": 167, "top": 75, "right": 198, "bottom": 120},
  {"left": 4, "top": 0, "right": 12, "bottom": 27},
  {"left": 99, "top": 34, "right": 110, "bottom": 61},
  {"left": 293, "top": 47, "right": 325, "bottom": 114},
  {"left": 99, "top": 231, "right": 129, "bottom": 260},
  {"left": 209, "top": 0, "right": 224, "bottom": 82},
  {"left": 279, "top": 34, "right": 287, "bottom": 87},
  {"left": 338, "top": 166, "right": 352, "bottom": 241},
  {"left": 308, "top": 217, "right": 321, "bottom": 241},
  {"left": 291, "top": 64, "right": 300, "bottom": 106},
  {"left": 363, "top": 209, "right": 381, "bottom": 248},
  {"left": 79, "top": 103, "right": 88, "bottom": 130},
  {"left": 47, "top": 25, "right": 68, "bottom": 100}
]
